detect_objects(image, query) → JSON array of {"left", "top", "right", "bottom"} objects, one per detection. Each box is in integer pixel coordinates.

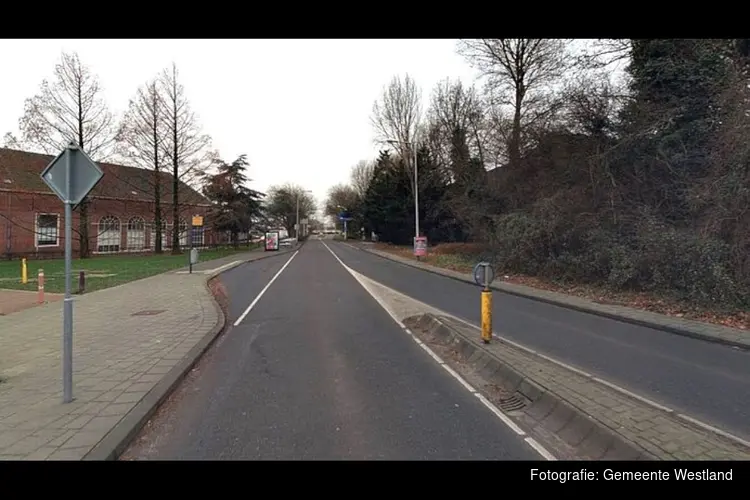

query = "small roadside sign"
[
  {"left": 41, "top": 144, "right": 104, "bottom": 205},
  {"left": 472, "top": 262, "right": 495, "bottom": 288},
  {"left": 39, "top": 142, "right": 105, "bottom": 404}
]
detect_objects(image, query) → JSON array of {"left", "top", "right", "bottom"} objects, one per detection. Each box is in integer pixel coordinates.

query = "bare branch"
[{"left": 17, "top": 51, "right": 116, "bottom": 161}]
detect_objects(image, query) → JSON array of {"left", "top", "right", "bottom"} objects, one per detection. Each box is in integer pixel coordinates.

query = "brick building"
[{"left": 0, "top": 147, "right": 218, "bottom": 259}]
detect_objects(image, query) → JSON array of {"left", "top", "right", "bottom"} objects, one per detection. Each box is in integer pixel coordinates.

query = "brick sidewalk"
[
  {"left": 345, "top": 242, "right": 750, "bottom": 350},
  {"left": 0, "top": 249, "right": 289, "bottom": 460}
]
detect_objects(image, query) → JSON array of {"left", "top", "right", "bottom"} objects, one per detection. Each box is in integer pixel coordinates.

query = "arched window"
[
  {"left": 149, "top": 220, "right": 168, "bottom": 250},
  {"left": 178, "top": 219, "right": 189, "bottom": 247},
  {"left": 97, "top": 216, "right": 121, "bottom": 253},
  {"left": 126, "top": 216, "right": 146, "bottom": 251}
]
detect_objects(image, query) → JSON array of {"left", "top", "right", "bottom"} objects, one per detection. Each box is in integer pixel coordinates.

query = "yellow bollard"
[
  {"left": 21, "top": 258, "right": 28, "bottom": 284},
  {"left": 481, "top": 289, "right": 492, "bottom": 344}
]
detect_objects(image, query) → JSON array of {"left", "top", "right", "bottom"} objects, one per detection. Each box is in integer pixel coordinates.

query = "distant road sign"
[
  {"left": 338, "top": 212, "right": 352, "bottom": 221},
  {"left": 41, "top": 143, "right": 103, "bottom": 205}
]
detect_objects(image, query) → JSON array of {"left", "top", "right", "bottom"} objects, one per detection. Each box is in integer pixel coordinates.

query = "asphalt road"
[
  {"left": 325, "top": 241, "right": 750, "bottom": 441},
  {"left": 123, "top": 241, "right": 540, "bottom": 460}
]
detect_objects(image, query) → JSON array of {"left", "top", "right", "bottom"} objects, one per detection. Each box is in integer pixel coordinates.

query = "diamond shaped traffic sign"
[{"left": 40, "top": 143, "right": 104, "bottom": 205}]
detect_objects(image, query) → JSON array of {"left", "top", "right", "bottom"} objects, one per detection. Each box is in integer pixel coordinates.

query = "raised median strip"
[
  {"left": 0, "top": 248, "right": 296, "bottom": 460},
  {"left": 404, "top": 313, "right": 750, "bottom": 460},
  {"left": 349, "top": 242, "right": 750, "bottom": 351}
]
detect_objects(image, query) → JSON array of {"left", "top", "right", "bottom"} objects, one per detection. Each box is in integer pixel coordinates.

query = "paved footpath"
[{"left": 0, "top": 247, "right": 292, "bottom": 460}]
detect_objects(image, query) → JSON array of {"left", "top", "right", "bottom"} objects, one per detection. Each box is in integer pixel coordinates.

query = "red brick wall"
[{"left": 0, "top": 190, "right": 215, "bottom": 259}]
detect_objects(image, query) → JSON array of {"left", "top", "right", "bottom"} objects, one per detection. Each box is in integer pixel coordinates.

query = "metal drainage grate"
[
  {"left": 497, "top": 394, "right": 528, "bottom": 413},
  {"left": 131, "top": 309, "right": 166, "bottom": 316}
]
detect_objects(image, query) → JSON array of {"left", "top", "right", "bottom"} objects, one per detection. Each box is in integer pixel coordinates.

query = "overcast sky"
[{"left": 0, "top": 39, "right": 482, "bottom": 208}]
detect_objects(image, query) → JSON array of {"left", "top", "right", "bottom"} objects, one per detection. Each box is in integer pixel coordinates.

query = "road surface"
[
  {"left": 123, "top": 241, "right": 541, "bottom": 460},
  {"left": 325, "top": 241, "right": 750, "bottom": 441}
]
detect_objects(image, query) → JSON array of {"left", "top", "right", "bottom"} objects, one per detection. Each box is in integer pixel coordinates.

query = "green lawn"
[{"left": 0, "top": 244, "right": 260, "bottom": 294}]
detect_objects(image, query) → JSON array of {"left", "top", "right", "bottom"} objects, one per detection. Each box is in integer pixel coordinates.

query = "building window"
[
  {"left": 149, "top": 220, "right": 168, "bottom": 250},
  {"left": 97, "top": 216, "right": 121, "bottom": 253},
  {"left": 36, "top": 214, "right": 59, "bottom": 247},
  {"left": 178, "top": 219, "right": 188, "bottom": 247},
  {"left": 191, "top": 227, "right": 205, "bottom": 247},
  {"left": 126, "top": 216, "right": 146, "bottom": 251}
]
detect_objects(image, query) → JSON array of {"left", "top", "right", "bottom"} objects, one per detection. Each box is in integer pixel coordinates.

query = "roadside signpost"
[
  {"left": 413, "top": 236, "right": 428, "bottom": 258},
  {"left": 472, "top": 262, "right": 495, "bottom": 344},
  {"left": 40, "top": 142, "right": 104, "bottom": 403},
  {"left": 265, "top": 231, "right": 279, "bottom": 251},
  {"left": 338, "top": 212, "right": 352, "bottom": 240}
]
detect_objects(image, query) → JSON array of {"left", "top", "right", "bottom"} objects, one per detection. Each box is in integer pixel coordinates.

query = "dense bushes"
[{"left": 486, "top": 208, "right": 746, "bottom": 309}]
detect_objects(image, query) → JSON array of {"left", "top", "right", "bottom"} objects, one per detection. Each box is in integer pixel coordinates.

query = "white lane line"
[
  {"left": 475, "top": 393, "right": 526, "bottom": 436},
  {"left": 676, "top": 413, "right": 750, "bottom": 448},
  {"left": 321, "top": 240, "right": 556, "bottom": 460},
  {"left": 525, "top": 437, "right": 557, "bottom": 461},
  {"left": 442, "top": 364, "right": 478, "bottom": 393},
  {"left": 233, "top": 250, "right": 299, "bottom": 326},
  {"left": 591, "top": 377, "right": 674, "bottom": 413}
]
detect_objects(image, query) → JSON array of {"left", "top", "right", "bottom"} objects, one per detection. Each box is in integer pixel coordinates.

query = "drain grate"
[
  {"left": 497, "top": 394, "right": 528, "bottom": 413},
  {"left": 131, "top": 309, "right": 166, "bottom": 316}
]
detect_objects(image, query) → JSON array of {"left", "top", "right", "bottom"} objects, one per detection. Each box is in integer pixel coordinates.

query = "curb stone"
[
  {"left": 83, "top": 244, "right": 302, "bottom": 460},
  {"left": 351, "top": 243, "right": 750, "bottom": 351},
  {"left": 404, "top": 313, "right": 656, "bottom": 460}
]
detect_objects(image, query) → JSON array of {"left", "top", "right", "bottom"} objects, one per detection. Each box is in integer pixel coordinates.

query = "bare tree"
[
  {"left": 371, "top": 74, "right": 422, "bottom": 181},
  {"left": 458, "top": 39, "right": 570, "bottom": 169},
  {"left": 350, "top": 160, "right": 375, "bottom": 200},
  {"left": 2, "top": 132, "right": 20, "bottom": 149},
  {"left": 428, "top": 78, "right": 487, "bottom": 174},
  {"left": 16, "top": 51, "right": 116, "bottom": 258},
  {"left": 265, "top": 184, "right": 317, "bottom": 237},
  {"left": 160, "top": 63, "right": 214, "bottom": 254},
  {"left": 116, "top": 78, "right": 167, "bottom": 253}
]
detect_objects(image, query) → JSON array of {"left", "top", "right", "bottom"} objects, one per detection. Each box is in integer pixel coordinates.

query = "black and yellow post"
[
  {"left": 481, "top": 280, "right": 492, "bottom": 344},
  {"left": 473, "top": 261, "right": 495, "bottom": 344}
]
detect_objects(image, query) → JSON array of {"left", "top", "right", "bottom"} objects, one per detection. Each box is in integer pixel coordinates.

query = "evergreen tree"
[{"left": 203, "top": 154, "right": 264, "bottom": 247}]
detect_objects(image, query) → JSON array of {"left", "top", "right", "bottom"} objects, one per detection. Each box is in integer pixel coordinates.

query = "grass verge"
[
  {"left": 373, "top": 242, "right": 750, "bottom": 331},
  {"left": 0, "top": 244, "right": 260, "bottom": 294}
]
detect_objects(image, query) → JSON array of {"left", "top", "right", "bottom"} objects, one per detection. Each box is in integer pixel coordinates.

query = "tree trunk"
[
  {"left": 509, "top": 84, "right": 524, "bottom": 170},
  {"left": 171, "top": 97, "right": 181, "bottom": 255}
]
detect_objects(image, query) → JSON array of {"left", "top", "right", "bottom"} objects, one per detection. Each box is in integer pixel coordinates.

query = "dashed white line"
[
  {"left": 320, "top": 241, "right": 556, "bottom": 461},
  {"left": 676, "top": 413, "right": 750, "bottom": 448},
  {"left": 591, "top": 376, "right": 674, "bottom": 413},
  {"left": 233, "top": 250, "right": 299, "bottom": 326}
]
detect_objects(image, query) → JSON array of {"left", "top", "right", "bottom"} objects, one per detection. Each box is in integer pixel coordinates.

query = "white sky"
[{"left": 0, "top": 39, "right": 482, "bottom": 209}]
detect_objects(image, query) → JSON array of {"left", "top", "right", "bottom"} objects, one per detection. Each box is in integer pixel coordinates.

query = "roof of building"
[{"left": 0, "top": 147, "right": 209, "bottom": 206}]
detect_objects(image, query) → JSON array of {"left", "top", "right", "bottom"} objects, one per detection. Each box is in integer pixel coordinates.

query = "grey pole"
[
  {"left": 296, "top": 194, "right": 300, "bottom": 240},
  {"left": 63, "top": 146, "right": 74, "bottom": 403},
  {"left": 413, "top": 143, "right": 419, "bottom": 238}
]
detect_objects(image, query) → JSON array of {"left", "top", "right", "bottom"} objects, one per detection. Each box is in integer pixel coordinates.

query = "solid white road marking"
[
  {"left": 320, "top": 241, "right": 556, "bottom": 460},
  {"left": 233, "top": 250, "right": 299, "bottom": 326}
]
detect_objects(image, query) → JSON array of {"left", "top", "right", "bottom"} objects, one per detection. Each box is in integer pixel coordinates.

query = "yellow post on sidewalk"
[
  {"left": 473, "top": 262, "right": 496, "bottom": 344},
  {"left": 21, "top": 258, "right": 28, "bottom": 284},
  {"left": 481, "top": 288, "right": 492, "bottom": 344}
]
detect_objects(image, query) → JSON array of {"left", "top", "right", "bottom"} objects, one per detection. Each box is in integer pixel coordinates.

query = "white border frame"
[{"left": 35, "top": 212, "right": 60, "bottom": 248}]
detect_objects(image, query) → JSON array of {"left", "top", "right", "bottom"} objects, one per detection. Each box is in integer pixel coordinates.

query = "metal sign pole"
[
  {"left": 40, "top": 142, "right": 104, "bottom": 404},
  {"left": 63, "top": 147, "right": 74, "bottom": 403}
]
